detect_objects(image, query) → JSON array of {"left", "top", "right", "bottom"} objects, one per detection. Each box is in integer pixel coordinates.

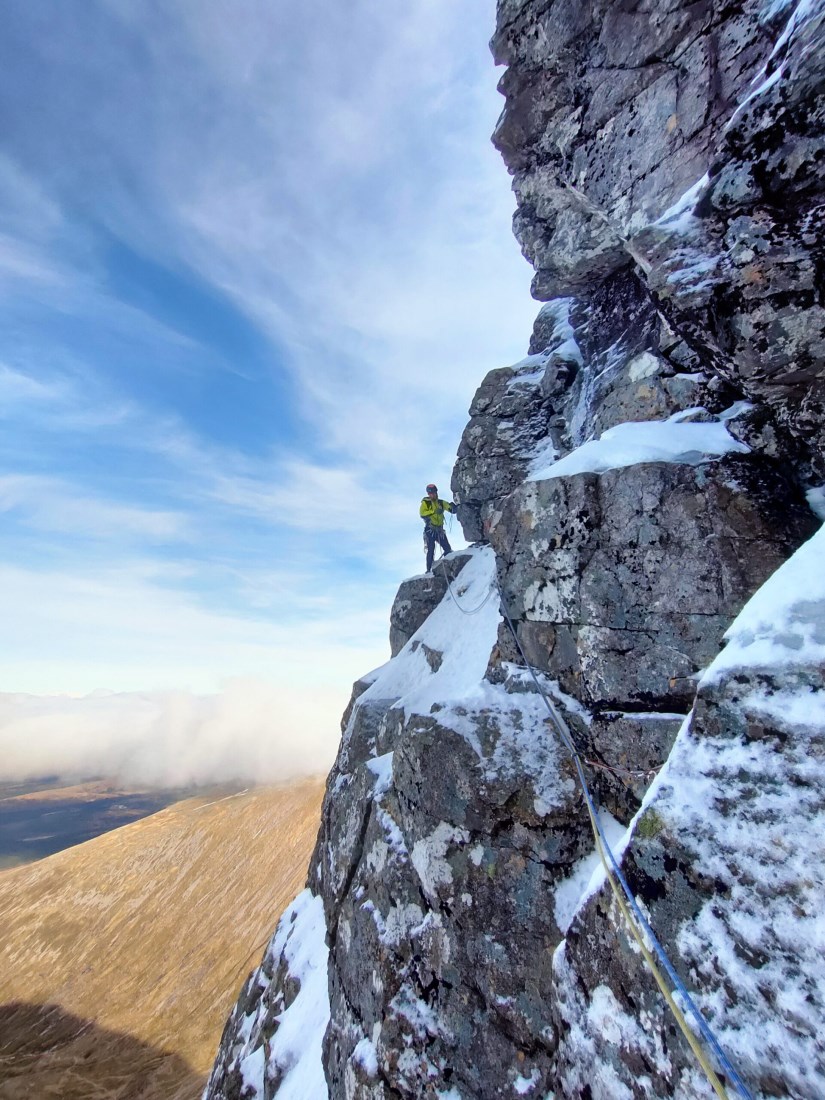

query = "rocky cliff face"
[{"left": 206, "top": 2, "right": 825, "bottom": 1098}]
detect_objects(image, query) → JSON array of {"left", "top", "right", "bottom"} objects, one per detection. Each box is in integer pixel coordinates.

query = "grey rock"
[
  {"left": 452, "top": 357, "right": 558, "bottom": 541},
  {"left": 629, "top": 2, "right": 825, "bottom": 476},
  {"left": 555, "top": 595, "right": 825, "bottom": 1097},
  {"left": 587, "top": 710, "right": 685, "bottom": 822},
  {"left": 490, "top": 456, "right": 816, "bottom": 708},
  {"left": 389, "top": 552, "right": 472, "bottom": 656},
  {"left": 491, "top": 0, "right": 774, "bottom": 299},
  {"left": 311, "top": 675, "right": 594, "bottom": 1098}
]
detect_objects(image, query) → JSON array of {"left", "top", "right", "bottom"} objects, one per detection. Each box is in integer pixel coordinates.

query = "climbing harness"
[
  {"left": 425, "top": 503, "right": 496, "bottom": 614},
  {"left": 492, "top": 582, "right": 754, "bottom": 1100}
]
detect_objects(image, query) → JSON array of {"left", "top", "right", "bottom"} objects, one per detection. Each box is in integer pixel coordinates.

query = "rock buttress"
[{"left": 207, "top": 2, "right": 825, "bottom": 1097}]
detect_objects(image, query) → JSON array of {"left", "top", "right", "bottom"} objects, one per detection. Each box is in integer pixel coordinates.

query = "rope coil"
[{"left": 435, "top": 552, "right": 496, "bottom": 616}]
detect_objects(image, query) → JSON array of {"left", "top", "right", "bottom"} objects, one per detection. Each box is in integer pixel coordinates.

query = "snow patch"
[
  {"left": 588, "top": 985, "right": 636, "bottom": 1046},
  {"left": 513, "top": 1067, "right": 540, "bottom": 1094},
  {"left": 215, "top": 890, "right": 329, "bottom": 1100},
  {"left": 360, "top": 546, "right": 500, "bottom": 719},
  {"left": 352, "top": 1037, "right": 378, "bottom": 1078},
  {"left": 423, "top": 678, "right": 576, "bottom": 815},
  {"left": 411, "top": 821, "right": 469, "bottom": 897},
  {"left": 554, "top": 810, "right": 627, "bottom": 932},
  {"left": 805, "top": 485, "right": 825, "bottom": 522},
  {"left": 654, "top": 173, "right": 710, "bottom": 233},
  {"left": 627, "top": 351, "right": 661, "bottom": 381},
  {"left": 702, "top": 524, "right": 825, "bottom": 683},
  {"left": 529, "top": 413, "right": 748, "bottom": 481},
  {"left": 391, "top": 986, "right": 442, "bottom": 1039},
  {"left": 366, "top": 751, "right": 393, "bottom": 796},
  {"left": 729, "top": 0, "right": 819, "bottom": 127},
  {"left": 506, "top": 351, "right": 552, "bottom": 389},
  {"left": 376, "top": 804, "right": 408, "bottom": 856},
  {"left": 239, "top": 1046, "right": 265, "bottom": 1097},
  {"left": 265, "top": 890, "right": 330, "bottom": 1100},
  {"left": 535, "top": 299, "right": 583, "bottom": 365},
  {"left": 719, "top": 400, "right": 755, "bottom": 421}
]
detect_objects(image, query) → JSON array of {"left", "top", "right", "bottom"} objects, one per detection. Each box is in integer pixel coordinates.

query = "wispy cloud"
[
  {"left": 0, "top": 559, "right": 386, "bottom": 688},
  {"left": 0, "top": 363, "right": 67, "bottom": 404},
  {"left": 0, "top": 0, "right": 534, "bottom": 783},
  {"left": 0, "top": 475, "right": 190, "bottom": 542}
]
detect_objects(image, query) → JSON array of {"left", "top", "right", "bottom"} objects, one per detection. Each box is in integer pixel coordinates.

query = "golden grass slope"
[{"left": 0, "top": 778, "right": 325, "bottom": 1100}]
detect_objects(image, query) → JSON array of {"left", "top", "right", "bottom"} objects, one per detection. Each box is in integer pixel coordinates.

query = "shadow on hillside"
[
  {"left": 0, "top": 1001, "right": 208, "bottom": 1100},
  {"left": 0, "top": 787, "right": 203, "bottom": 865}
]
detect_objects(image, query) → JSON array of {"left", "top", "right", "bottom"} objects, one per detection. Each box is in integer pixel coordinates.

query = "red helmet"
[{"left": 426, "top": 484, "right": 438, "bottom": 494}]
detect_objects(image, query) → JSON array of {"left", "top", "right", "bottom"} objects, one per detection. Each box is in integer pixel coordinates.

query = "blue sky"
[{"left": 0, "top": 0, "right": 537, "bottom": 782}]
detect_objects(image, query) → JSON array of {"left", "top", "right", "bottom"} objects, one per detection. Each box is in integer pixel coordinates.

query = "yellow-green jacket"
[{"left": 420, "top": 497, "right": 455, "bottom": 528}]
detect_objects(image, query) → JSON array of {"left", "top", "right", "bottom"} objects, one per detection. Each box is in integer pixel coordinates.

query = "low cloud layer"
[
  {"left": 0, "top": 680, "right": 341, "bottom": 788},
  {"left": 0, "top": 0, "right": 534, "bottom": 786}
]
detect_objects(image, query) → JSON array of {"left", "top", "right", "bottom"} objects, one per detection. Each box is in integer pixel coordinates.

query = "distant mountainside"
[
  {"left": 0, "top": 778, "right": 324, "bottom": 1100},
  {"left": 0, "top": 777, "right": 217, "bottom": 868},
  {"left": 205, "top": 1, "right": 825, "bottom": 1097}
]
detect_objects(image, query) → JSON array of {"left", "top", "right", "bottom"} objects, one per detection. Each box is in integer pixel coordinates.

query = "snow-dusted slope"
[{"left": 205, "top": 889, "right": 331, "bottom": 1100}]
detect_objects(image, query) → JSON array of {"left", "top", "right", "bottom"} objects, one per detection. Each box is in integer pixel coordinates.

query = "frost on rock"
[
  {"left": 630, "top": 0, "right": 825, "bottom": 478},
  {"left": 290, "top": 543, "right": 600, "bottom": 1099},
  {"left": 529, "top": 412, "right": 750, "bottom": 481},
  {"left": 556, "top": 525, "right": 825, "bottom": 1098},
  {"left": 204, "top": 889, "right": 330, "bottom": 1100}
]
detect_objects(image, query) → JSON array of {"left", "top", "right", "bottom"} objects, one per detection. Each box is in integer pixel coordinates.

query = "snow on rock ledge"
[
  {"left": 556, "top": 524, "right": 825, "bottom": 1098},
  {"left": 528, "top": 412, "right": 750, "bottom": 481},
  {"left": 204, "top": 890, "right": 330, "bottom": 1100}
]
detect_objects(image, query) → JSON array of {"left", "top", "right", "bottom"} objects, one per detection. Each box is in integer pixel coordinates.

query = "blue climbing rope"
[{"left": 493, "top": 580, "right": 754, "bottom": 1100}]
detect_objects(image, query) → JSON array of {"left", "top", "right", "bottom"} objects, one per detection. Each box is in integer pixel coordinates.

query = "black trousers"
[{"left": 425, "top": 526, "right": 452, "bottom": 571}]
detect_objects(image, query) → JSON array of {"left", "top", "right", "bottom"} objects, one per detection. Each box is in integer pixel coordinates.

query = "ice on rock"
[{"left": 529, "top": 412, "right": 749, "bottom": 481}]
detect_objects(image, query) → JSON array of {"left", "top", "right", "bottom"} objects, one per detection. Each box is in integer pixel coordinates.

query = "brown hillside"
[{"left": 0, "top": 778, "right": 324, "bottom": 1099}]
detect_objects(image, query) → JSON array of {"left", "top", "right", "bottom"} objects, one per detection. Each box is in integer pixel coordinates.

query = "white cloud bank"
[
  {"left": 0, "top": 681, "right": 338, "bottom": 787},
  {"left": 0, "top": 0, "right": 536, "bottom": 785},
  {"left": 0, "top": 558, "right": 383, "bottom": 785}
]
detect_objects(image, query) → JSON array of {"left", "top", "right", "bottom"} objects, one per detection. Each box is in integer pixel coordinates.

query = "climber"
[{"left": 420, "top": 483, "right": 457, "bottom": 573}]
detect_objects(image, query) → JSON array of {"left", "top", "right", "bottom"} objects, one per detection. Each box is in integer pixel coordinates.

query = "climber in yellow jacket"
[{"left": 420, "top": 483, "right": 457, "bottom": 573}]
